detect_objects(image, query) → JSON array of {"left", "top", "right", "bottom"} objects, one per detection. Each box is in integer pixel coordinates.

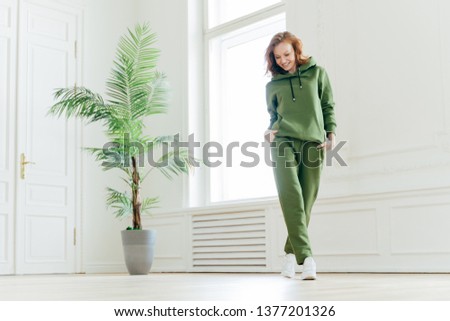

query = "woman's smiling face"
[{"left": 273, "top": 41, "right": 296, "bottom": 73}]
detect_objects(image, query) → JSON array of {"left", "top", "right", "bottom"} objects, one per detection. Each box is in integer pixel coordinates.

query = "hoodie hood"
[
  {"left": 271, "top": 57, "right": 317, "bottom": 81},
  {"left": 272, "top": 57, "right": 317, "bottom": 102}
]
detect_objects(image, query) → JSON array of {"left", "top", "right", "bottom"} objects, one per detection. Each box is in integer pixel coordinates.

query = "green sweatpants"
[{"left": 271, "top": 136, "right": 324, "bottom": 265}]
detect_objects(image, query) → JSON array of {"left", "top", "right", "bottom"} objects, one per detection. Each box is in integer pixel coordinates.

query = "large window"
[{"left": 205, "top": 1, "right": 286, "bottom": 203}]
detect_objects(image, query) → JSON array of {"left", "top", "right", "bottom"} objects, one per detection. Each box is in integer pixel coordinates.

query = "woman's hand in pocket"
[
  {"left": 317, "top": 132, "right": 336, "bottom": 150},
  {"left": 264, "top": 129, "right": 278, "bottom": 143}
]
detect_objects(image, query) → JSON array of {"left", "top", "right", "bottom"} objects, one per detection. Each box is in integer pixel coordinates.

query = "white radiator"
[{"left": 191, "top": 210, "right": 267, "bottom": 271}]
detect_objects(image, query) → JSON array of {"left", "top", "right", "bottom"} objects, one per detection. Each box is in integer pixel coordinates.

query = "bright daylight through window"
[{"left": 206, "top": 1, "right": 285, "bottom": 202}]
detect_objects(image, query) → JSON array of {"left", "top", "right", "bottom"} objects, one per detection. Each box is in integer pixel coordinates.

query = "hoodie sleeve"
[
  {"left": 266, "top": 83, "right": 278, "bottom": 129},
  {"left": 318, "top": 67, "right": 337, "bottom": 134}
]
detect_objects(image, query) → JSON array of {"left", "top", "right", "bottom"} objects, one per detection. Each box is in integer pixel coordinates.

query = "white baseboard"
[{"left": 83, "top": 263, "right": 127, "bottom": 274}]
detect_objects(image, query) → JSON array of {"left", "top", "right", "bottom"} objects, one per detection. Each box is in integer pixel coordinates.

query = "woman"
[{"left": 264, "top": 31, "right": 336, "bottom": 280}]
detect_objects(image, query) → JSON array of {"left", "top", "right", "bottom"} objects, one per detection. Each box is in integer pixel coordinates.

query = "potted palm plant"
[{"left": 48, "top": 23, "right": 194, "bottom": 275}]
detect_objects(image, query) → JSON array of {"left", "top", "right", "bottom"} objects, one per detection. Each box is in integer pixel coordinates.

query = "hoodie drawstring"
[
  {"left": 297, "top": 68, "right": 303, "bottom": 89},
  {"left": 289, "top": 78, "right": 295, "bottom": 102},
  {"left": 289, "top": 69, "right": 303, "bottom": 102}
]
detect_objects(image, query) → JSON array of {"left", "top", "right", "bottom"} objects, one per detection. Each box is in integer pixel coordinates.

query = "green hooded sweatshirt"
[{"left": 266, "top": 57, "right": 336, "bottom": 143}]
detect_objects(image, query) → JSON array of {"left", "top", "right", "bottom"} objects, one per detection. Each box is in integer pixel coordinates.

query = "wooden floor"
[{"left": 0, "top": 273, "right": 449, "bottom": 301}]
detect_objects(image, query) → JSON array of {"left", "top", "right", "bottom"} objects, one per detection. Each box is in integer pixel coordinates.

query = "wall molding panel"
[
  {"left": 149, "top": 215, "right": 190, "bottom": 272},
  {"left": 145, "top": 187, "right": 450, "bottom": 273}
]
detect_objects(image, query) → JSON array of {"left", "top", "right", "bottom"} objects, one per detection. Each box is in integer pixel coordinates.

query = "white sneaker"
[
  {"left": 281, "top": 253, "right": 296, "bottom": 278},
  {"left": 301, "top": 257, "right": 317, "bottom": 280}
]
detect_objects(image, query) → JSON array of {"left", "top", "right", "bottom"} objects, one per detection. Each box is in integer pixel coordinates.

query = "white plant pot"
[{"left": 121, "top": 229, "right": 156, "bottom": 275}]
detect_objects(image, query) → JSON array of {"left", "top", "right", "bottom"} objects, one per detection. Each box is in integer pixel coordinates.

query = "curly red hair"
[{"left": 265, "top": 31, "right": 309, "bottom": 76}]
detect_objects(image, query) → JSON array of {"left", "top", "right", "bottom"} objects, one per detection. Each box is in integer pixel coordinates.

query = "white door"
[{"left": 15, "top": 0, "right": 80, "bottom": 274}]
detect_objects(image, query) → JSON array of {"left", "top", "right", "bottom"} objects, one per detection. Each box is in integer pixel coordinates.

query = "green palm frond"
[
  {"left": 106, "top": 23, "right": 161, "bottom": 111},
  {"left": 131, "top": 72, "right": 167, "bottom": 119},
  {"left": 85, "top": 146, "right": 128, "bottom": 171},
  {"left": 49, "top": 87, "right": 111, "bottom": 123},
  {"left": 144, "top": 72, "right": 167, "bottom": 115},
  {"left": 141, "top": 197, "right": 159, "bottom": 214},
  {"left": 102, "top": 24, "right": 166, "bottom": 138},
  {"left": 156, "top": 149, "right": 196, "bottom": 180},
  {"left": 106, "top": 187, "right": 132, "bottom": 219}
]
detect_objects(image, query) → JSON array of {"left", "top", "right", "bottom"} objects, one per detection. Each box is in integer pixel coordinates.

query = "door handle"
[{"left": 20, "top": 153, "right": 35, "bottom": 179}]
